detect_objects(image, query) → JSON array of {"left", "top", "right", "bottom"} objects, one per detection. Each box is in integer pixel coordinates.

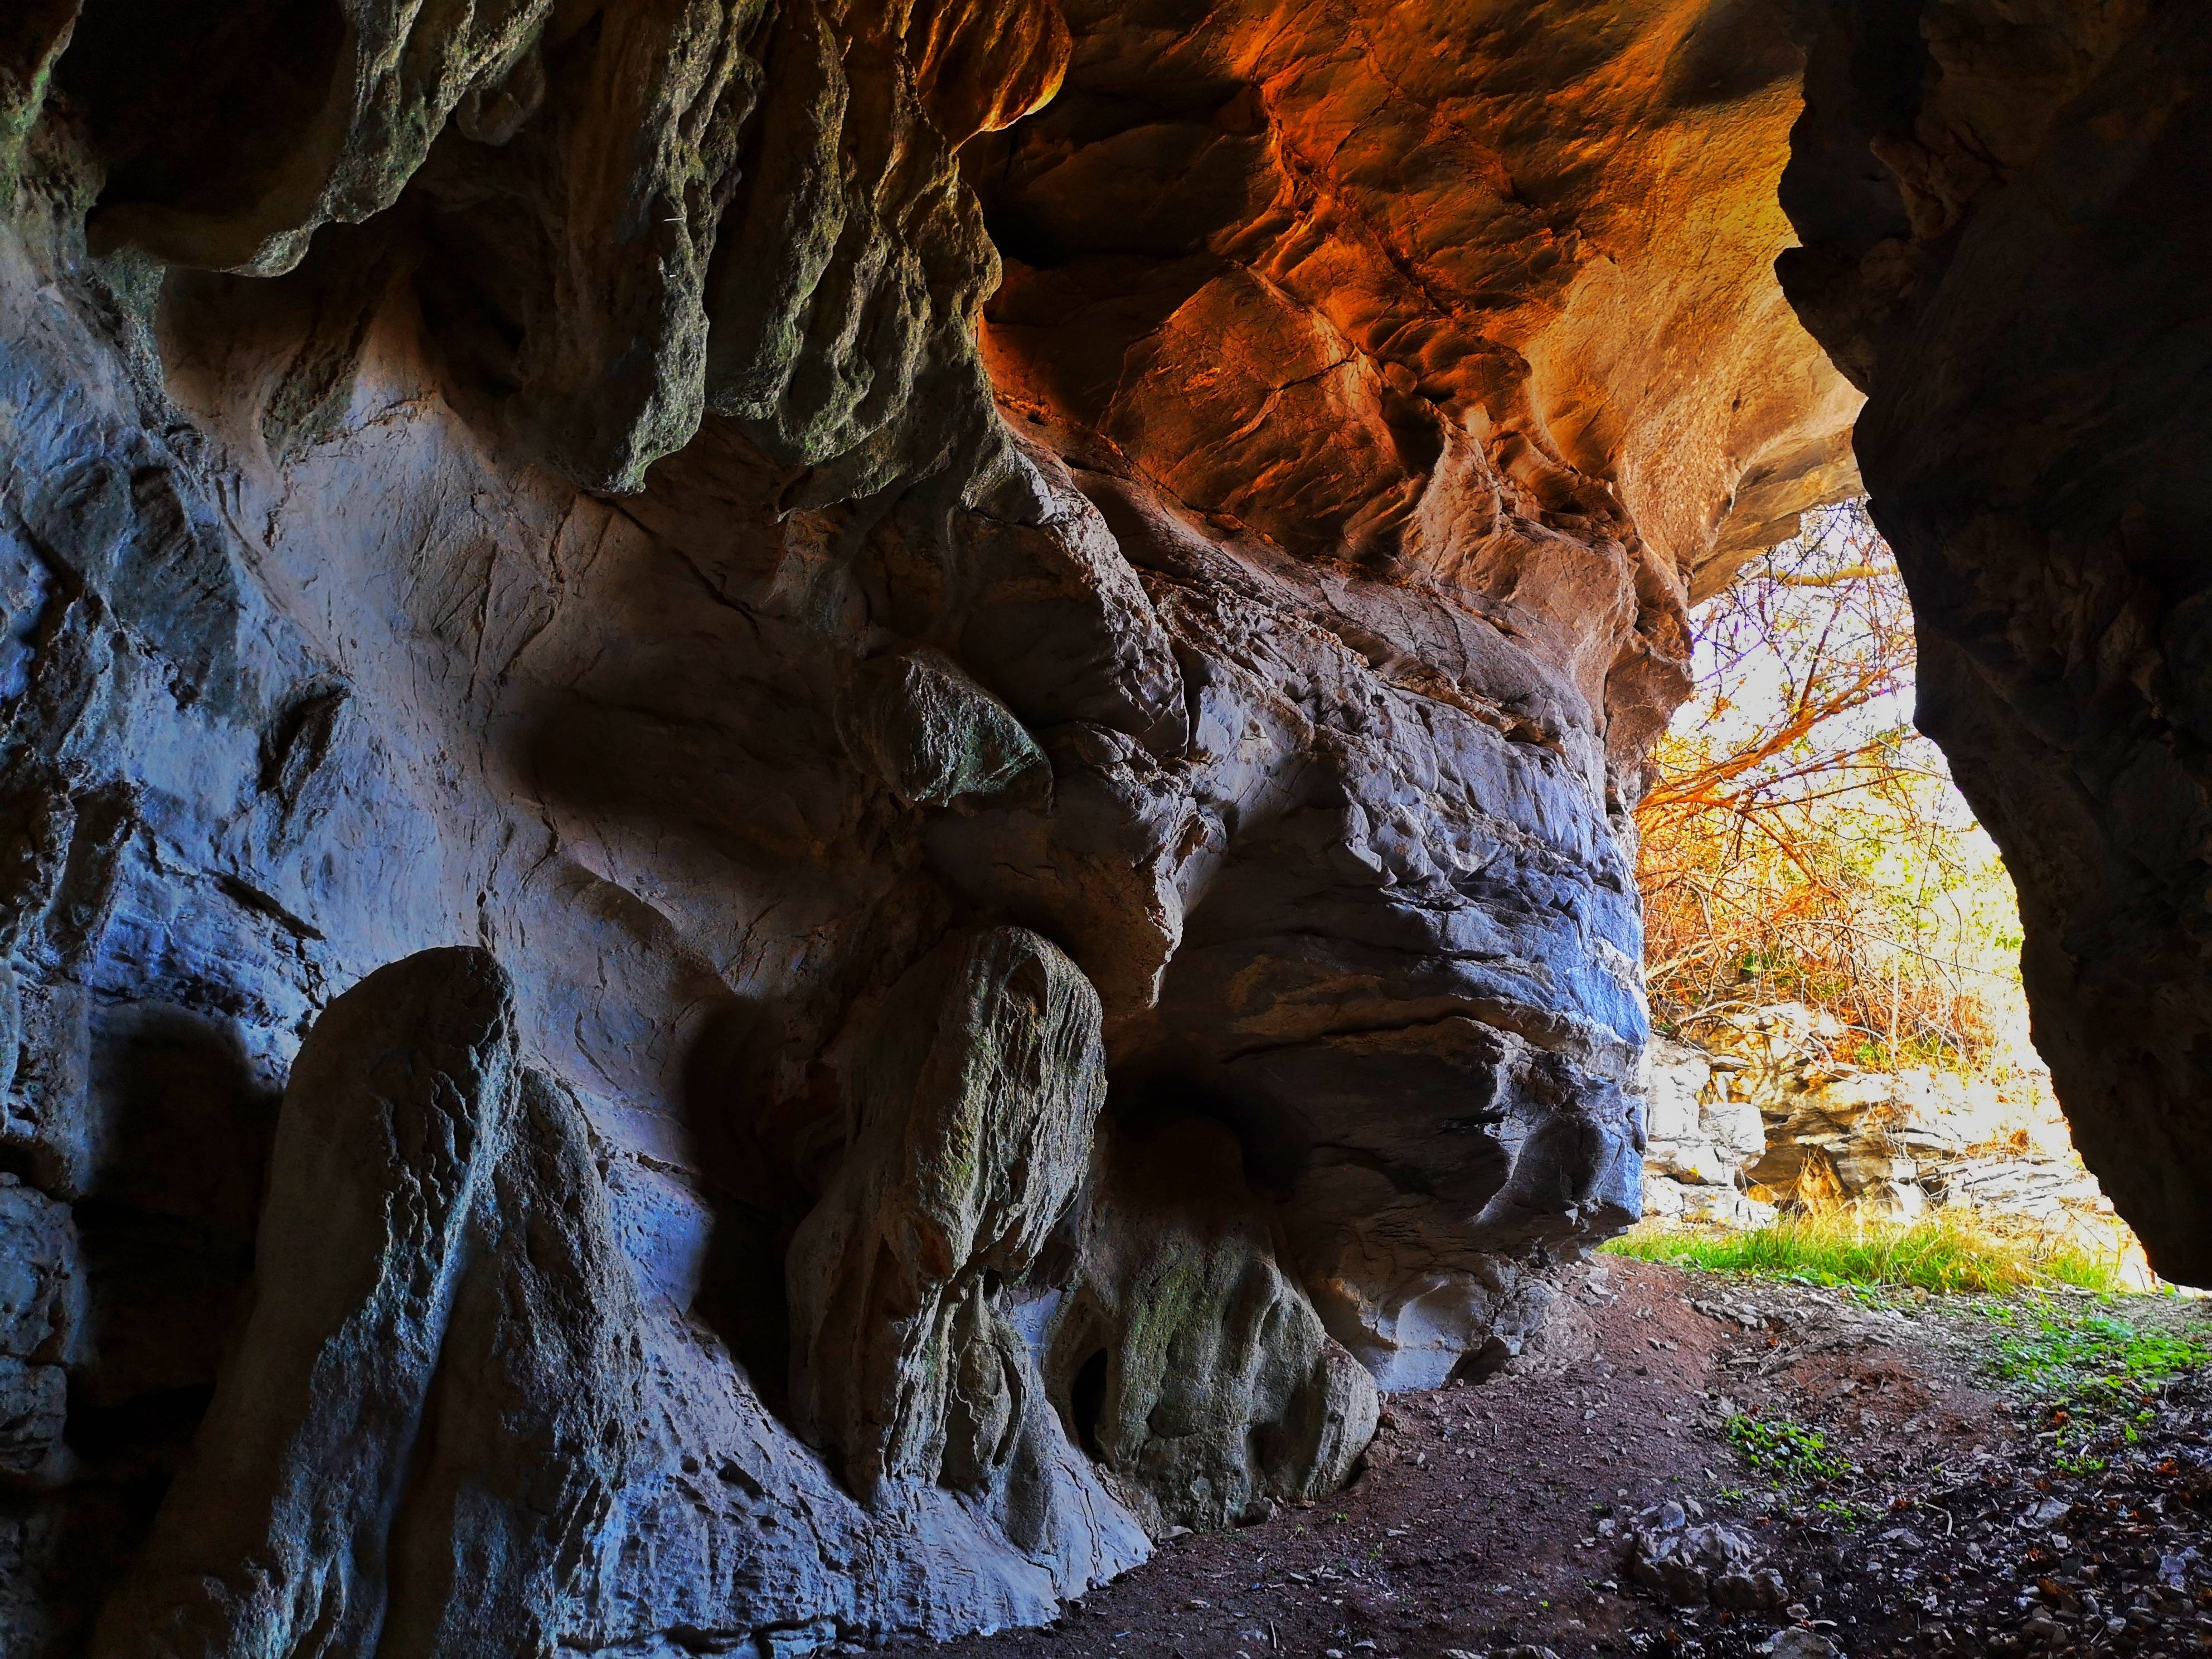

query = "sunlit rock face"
[
  {"left": 967, "top": 0, "right": 1863, "bottom": 1390},
  {"left": 1777, "top": 1, "right": 2212, "bottom": 1284},
  {"left": 0, "top": 0, "right": 1859, "bottom": 1650}
]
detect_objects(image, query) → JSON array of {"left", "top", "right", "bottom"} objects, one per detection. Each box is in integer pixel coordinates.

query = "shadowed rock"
[
  {"left": 95, "top": 946, "right": 518, "bottom": 1658},
  {"left": 1779, "top": 0, "right": 2212, "bottom": 1280},
  {"left": 0, "top": 1175, "right": 77, "bottom": 1489},
  {"left": 787, "top": 924, "right": 1105, "bottom": 1501},
  {"left": 378, "top": 1068, "right": 647, "bottom": 1657},
  {"left": 1048, "top": 1118, "right": 1380, "bottom": 1534},
  {"left": 89, "top": 956, "right": 651, "bottom": 1659},
  {"left": 836, "top": 646, "right": 1050, "bottom": 809}
]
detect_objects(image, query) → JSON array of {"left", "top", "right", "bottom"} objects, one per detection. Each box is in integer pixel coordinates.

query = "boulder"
[
  {"left": 785, "top": 925, "right": 1105, "bottom": 1502},
  {"left": 1625, "top": 1502, "right": 1788, "bottom": 1609},
  {"left": 1045, "top": 1118, "right": 1379, "bottom": 1532},
  {"left": 1765, "top": 1631, "right": 1841, "bottom": 1658},
  {"left": 835, "top": 645, "right": 1050, "bottom": 810},
  {"left": 0, "top": 1178, "right": 76, "bottom": 1368},
  {"left": 95, "top": 947, "right": 522, "bottom": 1658},
  {"left": 1643, "top": 1036, "right": 1767, "bottom": 1189}
]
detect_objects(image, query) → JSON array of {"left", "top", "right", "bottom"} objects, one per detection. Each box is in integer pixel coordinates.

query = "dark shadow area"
[
  {"left": 1107, "top": 1065, "right": 1314, "bottom": 1199},
  {"left": 1068, "top": 1346, "right": 1109, "bottom": 1463},
  {"left": 55, "top": 0, "right": 346, "bottom": 259},
  {"left": 6, "top": 1001, "right": 280, "bottom": 1653},
  {"left": 676, "top": 995, "right": 809, "bottom": 1420}
]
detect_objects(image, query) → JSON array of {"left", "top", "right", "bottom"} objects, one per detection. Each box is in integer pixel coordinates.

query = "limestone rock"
[
  {"left": 835, "top": 646, "right": 1049, "bottom": 809},
  {"left": 1641, "top": 1174, "right": 1775, "bottom": 1231},
  {"left": 377, "top": 1069, "right": 647, "bottom": 1658},
  {"left": 925, "top": 721, "right": 1195, "bottom": 1021},
  {"left": 1765, "top": 1632, "right": 1841, "bottom": 1659},
  {"left": 1642, "top": 1012, "right": 2012, "bottom": 1223},
  {"left": 1779, "top": 1, "right": 2212, "bottom": 1278},
  {"left": 0, "top": 1176, "right": 76, "bottom": 1488},
  {"left": 1047, "top": 1118, "right": 1379, "bottom": 1534},
  {"left": 415, "top": 0, "right": 767, "bottom": 492},
  {"left": 1642, "top": 1037, "right": 1765, "bottom": 1189},
  {"left": 1932, "top": 1155, "right": 2106, "bottom": 1223},
  {"left": 1646, "top": 1011, "right": 2123, "bottom": 1239},
  {"left": 585, "top": 1292, "right": 1147, "bottom": 1647},
  {"left": 1626, "top": 1502, "right": 1787, "bottom": 1609},
  {"left": 95, "top": 947, "right": 521, "bottom": 1658},
  {"left": 1286, "top": 1179, "right": 1582, "bottom": 1394},
  {"left": 2, "top": 959, "right": 92, "bottom": 1205},
  {"left": 0, "top": 1177, "right": 76, "bottom": 1366},
  {"left": 75, "top": 0, "right": 553, "bottom": 274},
  {"left": 939, "top": 464, "right": 1189, "bottom": 753},
  {"left": 0, "top": 1355, "right": 67, "bottom": 1486},
  {"left": 785, "top": 924, "right": 1106, "bottom": 1502},
  {"left": 77, "top": 949, "right": 1104, "bottom": 1659},
  {"left": 975, "top": 0, "right": 1861, "bottom": 600}
]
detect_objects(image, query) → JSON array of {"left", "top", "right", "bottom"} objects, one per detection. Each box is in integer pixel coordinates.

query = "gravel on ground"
[{"left": 913, "top": 1259, "right": 2212, "bottom": 1659}]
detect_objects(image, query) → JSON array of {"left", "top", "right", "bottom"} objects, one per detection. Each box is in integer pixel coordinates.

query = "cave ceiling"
[{"left": 1, "top": 0, "right": 2205, "bottom": 1653}]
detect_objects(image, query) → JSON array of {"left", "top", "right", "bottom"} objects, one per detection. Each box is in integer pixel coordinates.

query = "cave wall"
[
  {"left": 1778, "top": 0, "right": 2212, "bottom": 1283},
  {"left": 0, "top": 0, "right": 1871, "bottom": 1652}
]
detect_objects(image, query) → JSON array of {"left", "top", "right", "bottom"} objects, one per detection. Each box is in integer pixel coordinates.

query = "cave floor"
[{"left": 920, "top": 1259, "right": 2212, "bottom": 1659}]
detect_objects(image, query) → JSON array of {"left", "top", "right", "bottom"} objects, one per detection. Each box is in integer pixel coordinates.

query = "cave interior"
[{"left": 1, "top": 0, "right": 2208, "bottom": 1652}]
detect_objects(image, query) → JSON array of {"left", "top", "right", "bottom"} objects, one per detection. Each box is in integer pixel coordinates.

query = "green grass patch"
[
  {"left": 1983, "top": 1301, "right": 2211, "bottom": 1403},
  {"left": 1980, "top": 1300, "right": 2212, "bottom": 1472},
  {"left": 1603, "top": 1211, "right": 2129, "bottom": 1295},
  {"left": 1723, "top": 1413, "right": 1851, "bottom": 1484}
]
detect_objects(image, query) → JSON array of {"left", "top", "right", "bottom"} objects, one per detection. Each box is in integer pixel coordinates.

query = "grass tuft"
[
  {"left": 1983, "top": 1302, "right": 2210, "bottom": 1399},
  {"left": 1723, "top": 1413, "right": 1851, "bottom": 1484},
  {"left": 1602, "top": 1209, "right": 2131, "bottom": 1296}
]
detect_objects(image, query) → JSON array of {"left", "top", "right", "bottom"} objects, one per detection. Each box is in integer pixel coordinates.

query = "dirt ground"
[{"left": 918, "top": 1259, "right": 2212, "bottom": 1659}]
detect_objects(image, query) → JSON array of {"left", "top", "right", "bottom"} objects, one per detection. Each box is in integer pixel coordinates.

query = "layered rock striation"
[
  {"left": 1, "top": 0, "right": 2197, "bottom": 1651},
  {"left": 1642, "top": 1004, "right": 2125, "bottom": 1247}
]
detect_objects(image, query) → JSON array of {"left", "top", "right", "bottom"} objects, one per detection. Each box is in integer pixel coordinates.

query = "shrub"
[{"left": 1639, "top": 500, "right": 2029, "bottom": 1075}]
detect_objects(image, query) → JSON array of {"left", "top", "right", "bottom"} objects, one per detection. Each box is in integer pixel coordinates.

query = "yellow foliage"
[{"left": 1638, "top": 502, "right": 2027, "bottom": 1073}]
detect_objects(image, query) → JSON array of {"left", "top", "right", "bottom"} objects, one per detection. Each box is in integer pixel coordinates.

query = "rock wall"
[
  {"left": 1640, "top": 1036, "right": 1772, "bottom": 1229},
  {"left": 1777, "top": 2, "right": 2212, "bottom": 1282},
  {"left": 27, "top": 0, "right": 2200, "bottom": 1651},
  {"left": 1641, "top": 1004, "right": 2127, "bottom": 1250}
]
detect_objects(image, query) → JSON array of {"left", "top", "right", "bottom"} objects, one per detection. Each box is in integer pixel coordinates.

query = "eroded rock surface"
[
  {"left": 1778, "top": 1, "right": 2212, "bottom": 1280},
  {"left": 1624, "top": 1500, "right": 1788, "bottom": 1611},
  {"left": 0, "top": 0, "right": 2198, "bottom": 1649},
  {"left": 1047, "top": 1117, "right": 1379, "bottom": 1533},
  {"left": 784, "top": 923, "right": 1123, "bottom": 1558},
  {"left": 96, "top": 947, "right": 525, "bottom": 1658}
]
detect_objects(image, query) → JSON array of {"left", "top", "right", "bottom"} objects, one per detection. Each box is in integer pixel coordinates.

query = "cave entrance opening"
[{"left": 1627, "top": 502, "right": 2148, "bottom": 1284}]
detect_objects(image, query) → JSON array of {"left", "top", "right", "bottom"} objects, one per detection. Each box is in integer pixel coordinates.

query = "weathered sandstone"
[{"left": 0, "top": 0, "right": 2199, "bottom": 1650}]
